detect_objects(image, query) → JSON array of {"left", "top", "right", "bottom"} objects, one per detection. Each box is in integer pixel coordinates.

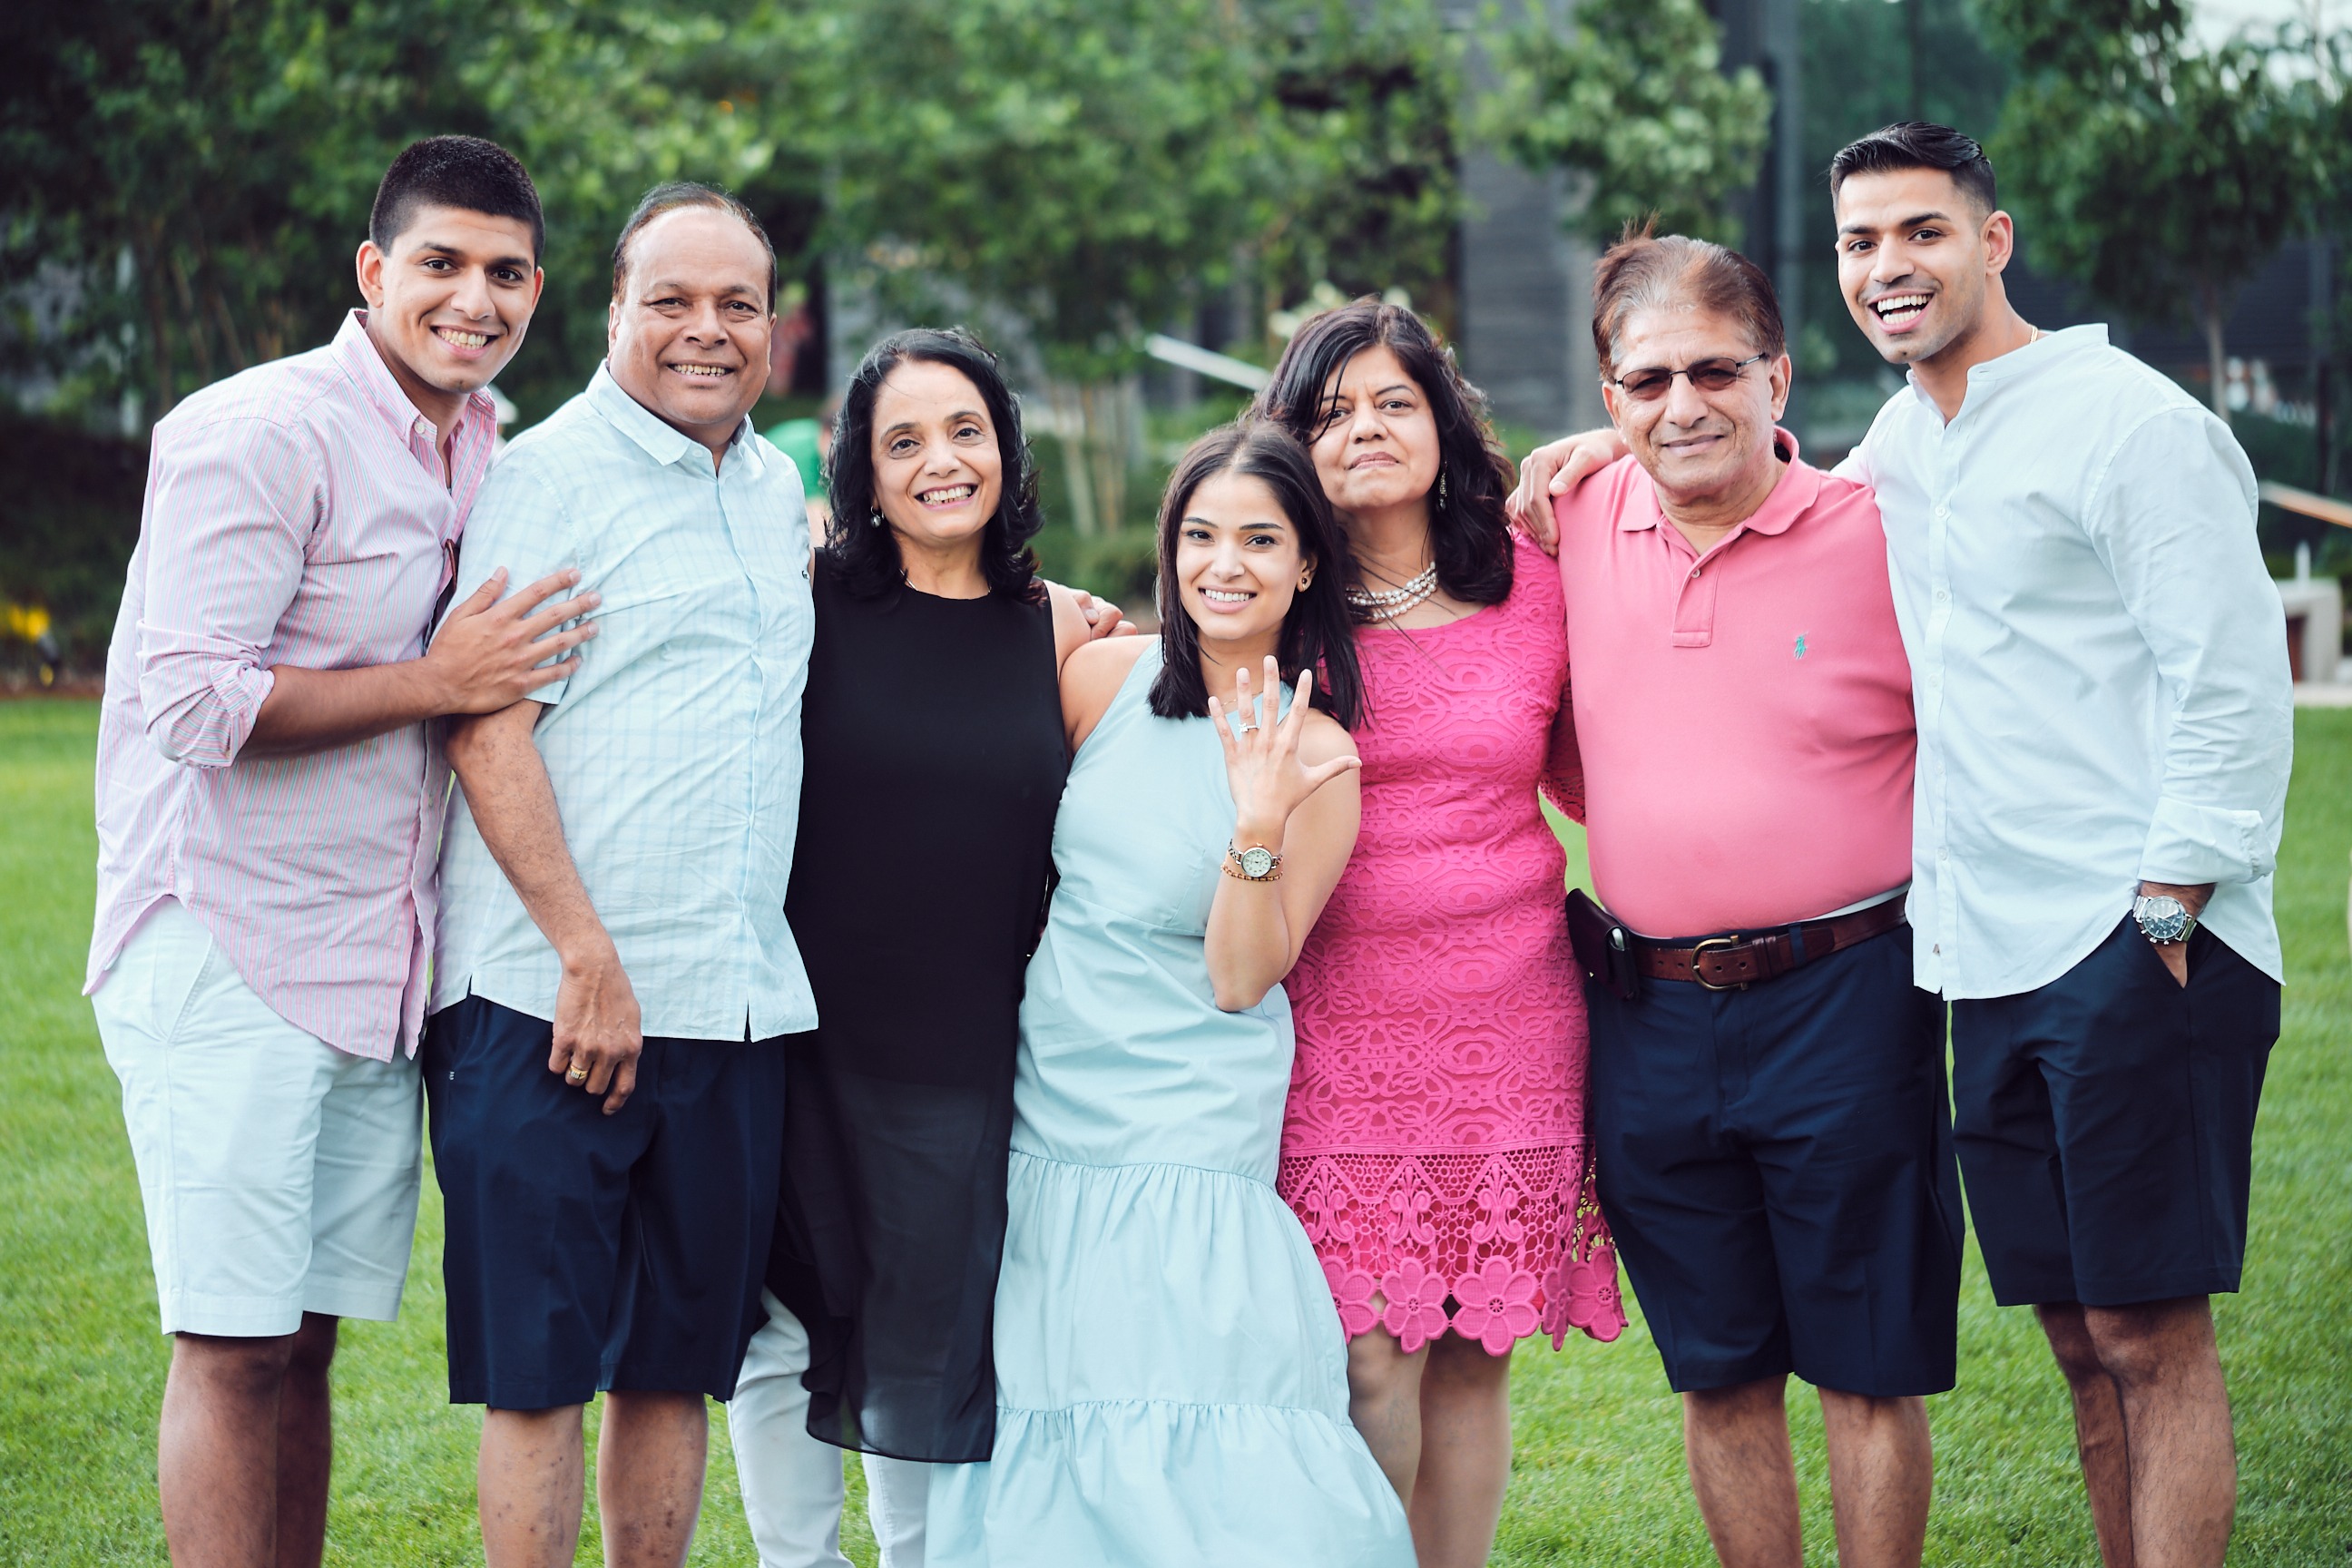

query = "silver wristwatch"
[{"left": 2132, "top": 894, "right": 2197, "bottom": 946}]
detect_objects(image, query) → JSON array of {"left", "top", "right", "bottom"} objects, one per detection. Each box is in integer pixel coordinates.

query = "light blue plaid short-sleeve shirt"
[{"left": 432, "top": 364, "right": 818, "bottom": 1042}]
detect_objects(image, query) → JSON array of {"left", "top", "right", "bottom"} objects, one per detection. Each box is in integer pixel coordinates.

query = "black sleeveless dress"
[{"left": 770, "top": 556, "right": 1067, "bottom": 1463}]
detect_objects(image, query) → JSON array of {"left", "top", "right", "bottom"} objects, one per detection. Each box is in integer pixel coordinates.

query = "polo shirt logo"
[{"left": 1793, "top": 633, "right": 1808, "bottom": 660}]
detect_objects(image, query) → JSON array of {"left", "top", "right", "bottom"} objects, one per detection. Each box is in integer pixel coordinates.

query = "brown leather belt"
[{"left": 1632, "top": 898, "right": 1908, "bottom": 991}]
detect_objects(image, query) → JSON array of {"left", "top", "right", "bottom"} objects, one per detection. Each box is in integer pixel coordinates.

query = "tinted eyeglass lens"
[{"left": 1618, "top": 359, "right": 1746, "bottom": 400}]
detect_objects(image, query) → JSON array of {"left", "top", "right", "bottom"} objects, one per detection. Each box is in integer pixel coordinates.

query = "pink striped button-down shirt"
[{"left": 86, "top": 310, "right": 498, "bottom": 1060}]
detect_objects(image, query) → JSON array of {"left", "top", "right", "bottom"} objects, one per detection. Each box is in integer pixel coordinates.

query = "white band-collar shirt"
[
  {"left": 432, "top": 363, "right": 819, "bottom": 1041},
  {"left": 1842, "top": 324, "right": 2292, "bottom": 1000}
]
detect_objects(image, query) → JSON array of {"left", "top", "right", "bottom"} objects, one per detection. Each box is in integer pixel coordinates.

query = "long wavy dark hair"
[
  {"left": 824, "top": 327, "right": 1044, "bottom": 603},
  {"left": 1149, "top": 421, "right": 1365, "bottom": 731},
  {"left": 1256, "top": 299, "right": 1515, "bottom": 606}
]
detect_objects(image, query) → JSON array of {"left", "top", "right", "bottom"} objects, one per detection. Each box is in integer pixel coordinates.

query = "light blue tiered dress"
[{"left": 927, "top": 646, "right": 1416, "bottom": 1567}]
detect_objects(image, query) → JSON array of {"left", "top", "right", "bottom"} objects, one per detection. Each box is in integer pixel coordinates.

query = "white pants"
[
  {"left": 730, "top": 1291, "right": 931, "bottom": 1568},
  {"left": 91, "top": 899, "right": 423, "bottom": 1337}
]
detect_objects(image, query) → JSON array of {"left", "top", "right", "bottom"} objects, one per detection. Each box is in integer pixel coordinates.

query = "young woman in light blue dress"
[{"left": 927, "top": 422, "right": 1416, "bottom": 1565}]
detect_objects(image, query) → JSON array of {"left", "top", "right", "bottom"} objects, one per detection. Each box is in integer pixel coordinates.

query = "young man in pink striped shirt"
[
  {"left": 1549, "top": 232, "right": 1956, "bottom": 1568},
  {"left": 84, "top": 137, "right": 597, "bottom": 1568}
]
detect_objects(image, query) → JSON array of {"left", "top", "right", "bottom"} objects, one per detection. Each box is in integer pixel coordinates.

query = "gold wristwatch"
[{"left": 1223, "top": 842, "right": 1283, "bottom": 882}]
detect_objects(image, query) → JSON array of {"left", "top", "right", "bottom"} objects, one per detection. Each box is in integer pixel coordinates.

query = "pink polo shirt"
[{"left": 1553, "top": 436, "right": 1915, "bottom": 938}]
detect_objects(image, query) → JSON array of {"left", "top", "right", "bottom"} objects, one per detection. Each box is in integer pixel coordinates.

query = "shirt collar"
[
  {"left": 1619, "top": 426, "right": 1817, "bottom": 538},
  {"left": 1905, "top": 322, "right": 2109, "bottom": 412},
  {"left": 332, "top": 309, "right": 499, "bottom": 454},
  {"left": 585, "top": 361, "right": 762, "bottom": 476}
]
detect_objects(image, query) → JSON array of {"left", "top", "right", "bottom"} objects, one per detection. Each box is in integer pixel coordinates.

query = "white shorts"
[{"left": 92, "top": 899, "right": 423, "bottom": 1337}]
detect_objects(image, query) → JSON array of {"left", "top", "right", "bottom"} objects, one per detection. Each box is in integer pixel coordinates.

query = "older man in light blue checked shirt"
[{"left": 425, "top": 181, "right": 817, "bottom": 1568}]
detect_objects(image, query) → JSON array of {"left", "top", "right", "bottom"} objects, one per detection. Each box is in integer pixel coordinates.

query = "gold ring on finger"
[{"left": 566, "top": 1064, "right": 590, "bottom": 1083}]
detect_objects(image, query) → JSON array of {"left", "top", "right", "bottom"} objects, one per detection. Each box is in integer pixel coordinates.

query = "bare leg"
[
  {"left": 2037, "top": 1303, "right": 2136, "bottom": 1568},
  {"left": 1682, "top": 1377, "right": 1802, "bottom": 1568},
  {"left": 1816, "top": 1388, "right": 1932, "bottom": 1568},
  {"left": 480, "top": 1406, "right": 587, "bottom": 1568},
  {"left": 272, "top": 1315, "right": 339, "bottom": 1568},
  {"left": 1346, "top": 1326, "right": 1428, "bottom": 1505},
  {"left": 1408, "top": 1334, "right": 1514, "bottom": 1568},
  {"left": 2083, "top": 1298, "right": 2235, "bottom": 1568},
  {"left": 158, "top": 1329, "right": 302, "bottom": 1568},
  {"left": 597, "top": 1390, "right": 709, "bottom": 1568}
]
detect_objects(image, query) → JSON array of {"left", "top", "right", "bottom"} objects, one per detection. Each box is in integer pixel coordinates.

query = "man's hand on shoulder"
[
  {"left": 426, "top": 568, "right": 603, "bottom": 715},
  {"left": 1507, "top": 429, "right": 1631, "bottom": 555}
]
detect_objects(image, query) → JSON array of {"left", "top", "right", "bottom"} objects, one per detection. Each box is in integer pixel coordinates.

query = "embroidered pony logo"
[{"left": 1793, "top": 633, "right": 1808, "bottom": 660}]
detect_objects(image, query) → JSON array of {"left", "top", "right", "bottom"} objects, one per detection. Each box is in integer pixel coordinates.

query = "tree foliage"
[
  {"left": 1982, "top": 0, "right": 2321, "bottom": 418},
  {"left": 1485, "top": 0, "right": 1774, "bottom": 246}
]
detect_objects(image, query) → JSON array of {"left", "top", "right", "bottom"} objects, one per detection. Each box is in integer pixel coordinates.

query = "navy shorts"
[
  {"left": 1949, "top": 916, "right": 2278, "bottom": 1309},
  {"left": 1588, "top": 925, "right": 1961, "bottom": 1396},
  {"left": 422, "top": 995, "right": 789, "bottom": 1410}
]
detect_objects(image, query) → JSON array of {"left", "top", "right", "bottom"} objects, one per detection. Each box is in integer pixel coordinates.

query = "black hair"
[
  {"left": 1828, "top": 122, "right": 1997, "bottom": 216},
  {"left": 1256, "top": 298, "right": 1515, "bottom": 609},
  {"left": 369, "top": 135, "right": 544, "bottom": 262},
  {"left": 610, "top": 181, "right": 778, "bottom": 306},
  {"left": 825, "top": 328, "right": 1045, "bottom": 603},
  {"left": 1150, "top": 421, "right": 1365, "bottom": 731}
]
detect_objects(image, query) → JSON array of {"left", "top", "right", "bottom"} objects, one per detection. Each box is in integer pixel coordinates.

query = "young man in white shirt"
[{"left": 1512, "top": 124, "right": 2291, "bottom": 1568}]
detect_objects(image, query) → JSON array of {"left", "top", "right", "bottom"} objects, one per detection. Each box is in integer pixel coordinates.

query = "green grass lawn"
[{"left": 3, "top": 699, "right": 2347, "bottom": 1564}]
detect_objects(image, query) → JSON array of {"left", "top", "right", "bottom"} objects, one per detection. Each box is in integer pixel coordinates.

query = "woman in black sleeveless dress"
[{"left": 728, "top": 328, "right": 1112, "bottom": 1567}]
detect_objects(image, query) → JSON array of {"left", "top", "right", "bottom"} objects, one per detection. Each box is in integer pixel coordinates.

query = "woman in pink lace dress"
[{"left": 1259, "top": 300, "right": 1625, "bottom": 1567}]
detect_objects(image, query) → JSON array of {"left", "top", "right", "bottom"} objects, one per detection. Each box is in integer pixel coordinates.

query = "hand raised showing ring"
[{"left": 1207, "top": 657, "right": 1362, "bottom": 837}]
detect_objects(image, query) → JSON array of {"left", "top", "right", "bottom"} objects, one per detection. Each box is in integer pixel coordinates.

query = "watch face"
[{"left": 1238, "top": 846, "right": 1276, "bottom": 879}]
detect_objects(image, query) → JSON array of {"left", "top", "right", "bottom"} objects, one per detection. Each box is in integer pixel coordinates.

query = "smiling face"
[
  {"left": 1306, "top": 344, "right": 1443, "bottom": 521},
  {"left": 1174, "top": 468, "right": 1312, "bottom": 656},
  {"left": 1834, "top": 166, "right": 2010, "bottom": 368},
  {"left": 1602, "top": 305, "right": 1788, "bottom": 509},
  {"left": 607, "top": 205, "right": 773, "bottom": 455},
  {"left": 355, "top": 203, "right": 543, "bottom": 419},
  {"left": 868, "top": 359, "right": 1003, "bottom": 558}
]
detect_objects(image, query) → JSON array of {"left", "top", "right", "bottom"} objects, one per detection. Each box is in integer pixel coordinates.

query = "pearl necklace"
[{"left": 1346, "top": 563, "right": 1439, "bottom": 619}]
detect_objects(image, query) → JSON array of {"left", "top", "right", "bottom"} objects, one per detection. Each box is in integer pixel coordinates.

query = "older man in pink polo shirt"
[{"left": 1553, "top": 228, "right": 1955, "bottom": 1568}]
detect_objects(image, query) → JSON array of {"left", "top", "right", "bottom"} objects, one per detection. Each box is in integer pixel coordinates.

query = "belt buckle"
[{"left": 1690, "top": 935, "right": 1749, "bottom": 991}]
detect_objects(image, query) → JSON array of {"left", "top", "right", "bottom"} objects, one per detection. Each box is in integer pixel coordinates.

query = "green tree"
[
  {"left": 1484, "top": 0, "right": 1774, "bottom": 245},
  {"left": 1255, "top": 0, "right": 1465, "bottom": 345},
  {"left": 1983, "top": 0, "right": 2320, "bottom": 421},
  {"left": 1799, "top": 0, "right": 2011, "bottom": 382},
  {"left": 808, "top": 0, "right": 1283, "bottom": 533},
  {"left": 0, "top": 0, "right": 813, "bottom": 426}
]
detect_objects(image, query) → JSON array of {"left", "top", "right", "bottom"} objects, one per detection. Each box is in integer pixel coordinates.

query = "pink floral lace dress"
[{"left": 1279, "top": 535, "right": 1626, "bottom": 1353}]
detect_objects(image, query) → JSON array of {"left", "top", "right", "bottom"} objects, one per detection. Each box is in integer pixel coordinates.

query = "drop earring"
[
  {"left": 1436, "top": 468, "right": 1449, "bottom": 513},
  {"left": 868, "top": 508, "right": 884, "bottom": 528}
]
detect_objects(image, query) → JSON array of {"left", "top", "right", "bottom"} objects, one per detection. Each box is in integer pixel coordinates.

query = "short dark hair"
[
  {"left": 369, "top": 136, "right": 543, "bottom": 262},
  {"left": 1592, "top": 220, "right": 1786, "bottom": 382},
  {"left": 1150, "top": 421, "right": 1365, "bottom": 732},
  {"left": 1256, "top": 299, "right": 1515, "bottom": 609},
  {"left": 1828, "top": 122, "right": 1997, "bottom": 216},
  {"left": 611, "top": 181, "right": 778, "bottom": 306},
  {"left": 825, "top": 327, "right": 1044, "bottom": 604}
]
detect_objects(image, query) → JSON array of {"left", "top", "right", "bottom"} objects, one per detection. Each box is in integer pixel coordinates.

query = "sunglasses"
[{"left": 1607, "top": 353, "right": 1768, "bottom": 401}]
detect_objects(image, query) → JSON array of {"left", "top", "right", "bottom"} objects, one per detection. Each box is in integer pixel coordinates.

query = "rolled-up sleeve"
[
  {"left": 2085, "top": 408, "right": 2293, "bottom": 887},
  {"left": 135, "top": 417, "right": 318, "bottom": 767}
]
